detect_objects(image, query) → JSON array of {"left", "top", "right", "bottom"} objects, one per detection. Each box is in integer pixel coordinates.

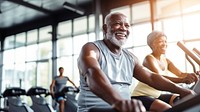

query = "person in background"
[
  {"left": 77, "top": 12, "right": 196, "bottom": 112},
  {"left": 131, "top": 30, "right": 199, "bottom": 111},
  {"left": 50, "top": 67, "right": 78, "bottom": 112}
]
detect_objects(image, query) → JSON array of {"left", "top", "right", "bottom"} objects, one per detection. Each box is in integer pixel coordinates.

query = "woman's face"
[
  {"left": 59, "top": 68, "right": 64, "bottom": 74},
  {"left": 151, "top": 36, "right": 167, "bottom": 54}
]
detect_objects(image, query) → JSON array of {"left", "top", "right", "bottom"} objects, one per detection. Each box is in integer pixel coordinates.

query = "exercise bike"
[
  {"left": 27, "top": 86, "right": 55, "bottom": 112},
  {"left": 88, "top": 93, "right": 200, "bottom": 112},
  {"left": 55, "top": 86, "right": 79, "bottom": 112},
  {"left": 2, "top": 87, "right": 33, "bottom": 112},
  {"left": 0, "top": 94, "right": 8, "bottom": 112}
]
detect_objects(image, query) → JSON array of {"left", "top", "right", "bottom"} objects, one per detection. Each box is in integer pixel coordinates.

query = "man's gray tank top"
[{"left": 77, "top": 40, "right": 136, "bottom": 112}]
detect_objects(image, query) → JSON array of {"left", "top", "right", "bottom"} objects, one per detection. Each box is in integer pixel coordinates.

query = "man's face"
[{"left": 105, "top": 14, "right": 130, "bottom": 47}]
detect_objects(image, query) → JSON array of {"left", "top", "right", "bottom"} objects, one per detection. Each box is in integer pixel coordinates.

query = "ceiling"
[
  {"left": 0, "top": 0, "right": 93, "bottom": 30},
  {"left": 0, "top": 0, "right": 144, "bottom": 37}
]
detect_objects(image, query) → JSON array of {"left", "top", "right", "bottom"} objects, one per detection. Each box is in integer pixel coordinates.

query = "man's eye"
[
  {"left": 114, "top": 23, "right": 120, "bottom": 25},
  {"left": 125, "top": 24, "right": 130, "bottom": 28}
]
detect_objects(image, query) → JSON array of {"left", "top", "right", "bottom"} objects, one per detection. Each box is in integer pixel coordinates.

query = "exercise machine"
[
  {"left": 2, "top": 87, "right": 33, "bottom": 112},
  {"left": 0, "top": 94, "right": 8, "bottom": 112},
  {"left": 56, "top": 86, "right": 79, "bottom": 112},
  {"left": 88, "top": 93, "right": 200, "bottom": 112},
  {"left": 27, "top": 86, "right": 55, "bottom": 112}
]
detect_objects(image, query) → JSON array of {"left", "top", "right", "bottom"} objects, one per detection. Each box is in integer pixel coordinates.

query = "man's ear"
[{"left": 103, "top": 24, "right": 107, "bottom": 33}]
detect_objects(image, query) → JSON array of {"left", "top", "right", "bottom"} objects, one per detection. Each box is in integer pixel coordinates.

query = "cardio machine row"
[{"left": 0, "top": 86, "right": 79, "bottom": 112}]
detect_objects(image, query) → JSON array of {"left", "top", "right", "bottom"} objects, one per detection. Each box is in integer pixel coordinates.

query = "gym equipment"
[
  {"left": 2, "top": 87, "right": 34, "bottom": 112},
  {"left": 88, "top": 107, "right": 117, "bottom": 112},
  {"left": 165, "top": 93, "right": 200, "bottom": 112},
  {"left": 56, "top": 86, "right": 79, "bottom": 112},
  {"left": 0, "top": 94, "right": 8, "bottom": 112},
  {"left": 88, "top": 93, "right": 200, "bottom": 112},
  {"left": 27, "top": 86, "right": 55, "bottom": 112}
]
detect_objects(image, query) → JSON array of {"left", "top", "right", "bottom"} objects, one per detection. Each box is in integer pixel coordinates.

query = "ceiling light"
[{"left": 63, "top": 2, "right": 85, "bottom": 15}]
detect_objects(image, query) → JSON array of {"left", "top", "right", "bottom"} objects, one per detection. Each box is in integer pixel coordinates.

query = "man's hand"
[
  {"left": 179, "top": 88, "right": 196, "bottom": 99},
  {"left": 112, "top": 99, "right": 146, "bottom": 112}
]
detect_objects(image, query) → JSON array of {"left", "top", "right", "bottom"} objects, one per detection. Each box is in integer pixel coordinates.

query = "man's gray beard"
[{"left": 109, "top": 36, "right": 126, "bottom": 47}]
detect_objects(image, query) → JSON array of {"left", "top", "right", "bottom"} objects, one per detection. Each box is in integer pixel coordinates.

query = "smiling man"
[{"left": 77, "top": 12, "right": 195, "bottom": 112}]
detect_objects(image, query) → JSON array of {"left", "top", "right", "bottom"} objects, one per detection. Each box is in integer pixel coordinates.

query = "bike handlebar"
[{"left": 88, "top": 107, "right": 117, "bottom": 112}]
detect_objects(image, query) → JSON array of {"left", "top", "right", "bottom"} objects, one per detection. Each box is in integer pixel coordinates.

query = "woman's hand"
[{"left": 181, "top": 73, "right": 198, "bottom": 84}]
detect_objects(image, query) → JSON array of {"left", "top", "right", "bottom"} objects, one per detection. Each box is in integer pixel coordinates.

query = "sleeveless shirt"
[
  {"left": 54, "top": 76, "right": 69, "bottom": 93},
  {"left": 132, "top": 55, "right": 168, "bottom": 98},
  {"left": 77, "top": 40, "right": 136, "bottom": 112}
]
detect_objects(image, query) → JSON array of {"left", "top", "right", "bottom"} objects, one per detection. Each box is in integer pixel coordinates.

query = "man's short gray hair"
[{"left": 104, "top": 12, "right": 126, "bottom": 24}]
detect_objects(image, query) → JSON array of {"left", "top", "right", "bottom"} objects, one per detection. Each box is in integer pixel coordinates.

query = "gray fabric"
[
  {"left": 54, "top": 76, "right": 69, "bottom": 93},
  {"left": 77, "top": 40, "right": 136, "bottom": 112}
]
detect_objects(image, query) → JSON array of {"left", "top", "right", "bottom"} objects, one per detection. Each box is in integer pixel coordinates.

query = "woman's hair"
[
  {"left": 147, "top": 31, "right": 167, "bottom": 47},
  {"left": 59, "top": 67, "right": 64, "bottom": 71}
]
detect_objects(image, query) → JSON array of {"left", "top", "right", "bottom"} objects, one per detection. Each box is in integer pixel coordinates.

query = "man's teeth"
[{"left": 116, "top": 33, "right": 126, "bottom": 37}]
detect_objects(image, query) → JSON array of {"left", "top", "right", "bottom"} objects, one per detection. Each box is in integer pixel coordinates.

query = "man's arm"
[{"left": 78, "top": 42, "right": 122, "bottom": 105}]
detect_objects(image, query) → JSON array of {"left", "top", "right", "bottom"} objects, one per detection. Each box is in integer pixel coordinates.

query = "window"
[
  {"left": 37, "top": 61, "right": 52, "bottom": 88},
  {"left": 131, "top": 1, "right": 150, "bottom": 23},
  {"left": 182, "top": 14, "right": 200, "bottom": 40},
  {"left": 2, "top": 64, "right": 14, "bottom": 91},
  {"left": 88, "top": 32, "right": 96, "bottom": 42},
  {"left": 156, "top": 0, "right": 181, "bottom": 19},
  {"left": 3, "top": 49, "right": 15, "bottom": 64},
  {"left": 57, "top": 56, "right": 73, "bottom": 78},
  {"left": 111, "top": 6, "right": 131, "bottom": 23},
  {"left": 131, "top": 22, "right": 152, "bottom": 46},
  {"left": 89, "top": 15, "right": 95, "bottom": 32},
  {"left": 57, "top": 37, "right": 72, "bottom": 57},
  {"left": 38, "top": 41, "right": 52, "bottom": 60},
  {"left": 25, "top": 62, "right": 36, "bottom": 88},
  {"left": 26, "top": 44, "right": 38, "bottom": 61},
  {"left": 57, "top": 20, "right": 72, "bottom": 38},
  {"left": 155, "top": 17, "right": 183, "bottom": 42},
  {"left": 166, "top": 43, "right": 186, "bottom": 71},
  {"left": 15, "top": 32, "right": 25, "bottom": 47},
  {"left": 15, "top": 47, "right": 25, "bottom": 63},
  {"left": 181, "top": 0, "right": 200, "bottom": 14},
  {"left": 73, "top": 34, "right": 88, "bottom": 55},
  {"left": 27, "top": 29, "right": 38, "bottom": 44},
  {"left": 39, "top": 26, "right": 52, "bottom": 42},
  {"left": 4, "top": 35, "right": 15, "bottom": 49},
  {"left": 73, "top": 16, "right": 87, "bottom": 35}
]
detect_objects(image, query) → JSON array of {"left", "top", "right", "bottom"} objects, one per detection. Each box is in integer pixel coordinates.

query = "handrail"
[
  {"left": 177, "top": 41, "right": 200, "bottom": 66},
  {"left": 193, "top": 48, "right": 200, "bottom": 58}
]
